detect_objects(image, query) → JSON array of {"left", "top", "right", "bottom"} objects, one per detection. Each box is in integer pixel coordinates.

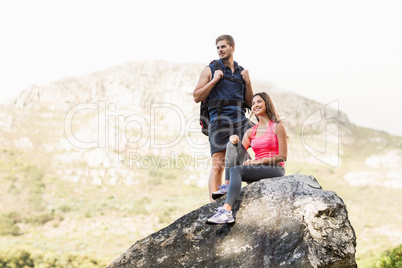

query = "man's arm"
[
  {"left": 193, "top": 67, "right": 223, "bottom": 103},
  {"left": 241, "top": 70, "right": 254, "bottom": 107}
]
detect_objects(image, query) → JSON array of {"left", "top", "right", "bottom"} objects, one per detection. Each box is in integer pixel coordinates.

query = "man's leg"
[{"left": 209, "top": 150, "right": 226, "bottom": 202}]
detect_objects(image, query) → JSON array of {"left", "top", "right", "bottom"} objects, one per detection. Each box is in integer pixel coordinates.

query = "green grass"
[
  {"left": 0, "top": 147, "right": 209, "bottom": 266},
  {"left": 1, "top": 148, "right": 400, "bottom": 267}
]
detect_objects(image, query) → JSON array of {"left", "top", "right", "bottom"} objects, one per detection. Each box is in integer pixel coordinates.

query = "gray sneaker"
[
  {"left": 207, "top": 207, "right": 234, "bottom": 224},
  {"left": 212, "top": 184, "right": 229, "bottom": 200}
]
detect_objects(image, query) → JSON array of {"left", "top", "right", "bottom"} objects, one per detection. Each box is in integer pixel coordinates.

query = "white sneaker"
[
  {"left": 207, "top": 207, "right": 234, "bottom": 224},
  {"left": 212, "top": 184, "right": 229, "bottom": 200}
]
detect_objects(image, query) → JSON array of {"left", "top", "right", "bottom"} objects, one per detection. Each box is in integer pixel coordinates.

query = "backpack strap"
[
  {"left": 209, "top": 60, "right": 223, "bottom": 73},
  {"left": 213, "top": 60, "right": 223, "bottom": 71},
  {"left": 236, "top": 65, "right": 251, "bottom": 111},
  {"left": 208, "top": 99, "right": 247, "bottom": 111},
  {"left": 210, "top": 60, "right": 243, "bottom": 85},
  {"left": 208, "top": 99, "right": 248, "bottom": 128}
]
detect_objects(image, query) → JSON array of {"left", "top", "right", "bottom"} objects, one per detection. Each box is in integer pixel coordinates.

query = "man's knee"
[
  {"left": 211, "top": 164, "right": 224, "bottom": 175},
  {"left": 211, "top": 150, "right": 226, "bottom": 174}
]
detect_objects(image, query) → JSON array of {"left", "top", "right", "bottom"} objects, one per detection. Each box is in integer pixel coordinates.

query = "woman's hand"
[
  {"left": 242, "top": 159, "right": 259, "bottom": 165},
  {"left": 229, "top": 135, "right": 240, "bottom": 145}
]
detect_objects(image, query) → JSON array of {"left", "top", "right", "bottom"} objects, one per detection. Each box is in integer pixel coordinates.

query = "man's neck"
[{"left": 221, "top": 58, "right": 234, "bottom": 69}]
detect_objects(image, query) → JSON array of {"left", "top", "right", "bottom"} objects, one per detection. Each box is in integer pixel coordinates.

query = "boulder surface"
[{"left": 109, "top": 174, "right": 357, "bottom": 268}]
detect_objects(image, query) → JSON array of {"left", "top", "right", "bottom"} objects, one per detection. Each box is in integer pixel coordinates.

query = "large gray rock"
[{"left": 109, "top": 174, "right": 357, "bottom": 268}]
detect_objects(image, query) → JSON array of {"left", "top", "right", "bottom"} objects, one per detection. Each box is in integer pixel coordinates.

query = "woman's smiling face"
[{"left": 252, "top": 95, "right": 266, "bottom": 116}]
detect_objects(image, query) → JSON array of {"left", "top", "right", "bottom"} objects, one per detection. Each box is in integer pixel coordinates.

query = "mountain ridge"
[{"left": 2, "top": 60, "right": 400, "bottom": 187}]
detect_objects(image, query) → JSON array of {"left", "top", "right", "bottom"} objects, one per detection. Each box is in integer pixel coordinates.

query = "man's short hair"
[{"left": 216, "top": 35, "right": 235, "bottom": 47}]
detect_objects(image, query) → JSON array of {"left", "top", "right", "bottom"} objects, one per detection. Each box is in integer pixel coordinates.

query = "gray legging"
[{"left": 224, "top": 141, "right": 285, "bottom": 207}]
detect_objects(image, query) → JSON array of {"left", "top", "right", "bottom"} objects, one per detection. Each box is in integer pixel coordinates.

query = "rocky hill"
[
  {"left": 0, "top": 60, "right": 401, "bottom": 267},
  {"left": 2, "top": 60, "right": 401, "bottom": 189}
]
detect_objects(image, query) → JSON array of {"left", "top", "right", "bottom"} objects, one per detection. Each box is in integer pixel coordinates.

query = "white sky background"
[{"left": 1, "top": 0, "right": 401, "bottom": 136}]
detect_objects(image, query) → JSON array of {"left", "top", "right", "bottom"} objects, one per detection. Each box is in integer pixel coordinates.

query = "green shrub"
[
  {"left": 0, "top": 248, "right": 107, "bottom": 268},
  {"left": 0, "top": 249, "right": 34, "bottom": 267},
  {"left": 0, "top": 213, "right": 20, "bottom": 236},
  {"left": 25, "top": 212, "right": 54, "bottom": 225},
  {"left": 377, "top": 244, "right": 402, "bottom": 268}
]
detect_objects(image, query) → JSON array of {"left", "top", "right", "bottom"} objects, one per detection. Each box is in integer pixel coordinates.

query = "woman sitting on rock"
[{"left": 207, "top": 92, "right": 288, "bottom": 224}]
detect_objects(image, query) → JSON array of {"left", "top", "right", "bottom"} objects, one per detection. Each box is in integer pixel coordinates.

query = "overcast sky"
[{"left": 1, "top": 0, "right": 401, "bottom": 136}]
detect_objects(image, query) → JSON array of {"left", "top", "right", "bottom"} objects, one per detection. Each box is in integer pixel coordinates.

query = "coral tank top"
[{"left": 250, "top": 121, "right": 284, "bottom": 167}]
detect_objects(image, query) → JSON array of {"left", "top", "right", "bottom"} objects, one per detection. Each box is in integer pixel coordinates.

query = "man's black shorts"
[{"left": 208, "top": 118, "right": 252, "bottom": 156}]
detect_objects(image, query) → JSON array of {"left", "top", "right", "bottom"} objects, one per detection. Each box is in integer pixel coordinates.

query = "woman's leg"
[
  {"left": 211, "top": 142, "right": 251, "bottom": 200},
  {"left": 224, "top": 165, "right": 285, "bottom": 208},
  {"left": 224, "top": 142, "right": 251, "bottom": 183}
]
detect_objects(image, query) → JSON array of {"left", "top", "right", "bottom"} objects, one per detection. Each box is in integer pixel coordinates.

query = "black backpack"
[{"left": 199, "top": 60, "right": 249, "bottom": 136}]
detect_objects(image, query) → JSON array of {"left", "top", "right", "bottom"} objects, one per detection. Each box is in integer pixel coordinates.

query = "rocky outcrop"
[{"left": 109, "top": 174, "right": 357, "bottom": 268}]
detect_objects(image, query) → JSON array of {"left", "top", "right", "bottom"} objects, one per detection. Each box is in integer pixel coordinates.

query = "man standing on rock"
[{"left": 193, "top": 34, "right": 254, "bottom": 202}]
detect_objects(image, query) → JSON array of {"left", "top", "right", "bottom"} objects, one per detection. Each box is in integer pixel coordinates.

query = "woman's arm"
[
  {"left": 275, "top": 122, "right": 288, "bottom": 162},
  {"left": 229, "top": 128, "right": 252, "bottom": 149},
  {"left": 241, "top": 128, "right": 252, "bottom": 150}
]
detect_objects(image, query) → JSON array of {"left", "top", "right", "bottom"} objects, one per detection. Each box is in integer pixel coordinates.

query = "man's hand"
[
  {"left": 229, "top": 135, "right": 240, "bottom": 145},
  {"left": 212, "top": 70, "right": 223, "bottom": 82},
  {"left": 241, "top": 69, "right": 251, "bottom": 84}
]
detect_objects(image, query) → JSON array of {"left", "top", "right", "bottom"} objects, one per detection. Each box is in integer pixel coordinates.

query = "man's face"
[{"left": 216, "top": 40, "right": 234, "bottom": 61}]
